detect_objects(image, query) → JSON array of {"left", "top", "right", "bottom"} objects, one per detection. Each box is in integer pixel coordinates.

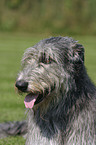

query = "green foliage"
[
  {"left": 5, "top": 0, "right": 23, "bottom": 9},
  {"left": 0, "top": 0, "right": 96, "bottom": 34},
  {"left": 0, "top": 18, "right": 17, "bottom": 31}
]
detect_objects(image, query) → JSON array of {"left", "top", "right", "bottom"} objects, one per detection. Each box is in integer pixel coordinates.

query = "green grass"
[
  {"left": 0, "top": 33, "right": 96, "bottom": 144},
  {"left": 0, "top": 136, "right": 25, "bottom": 145}
]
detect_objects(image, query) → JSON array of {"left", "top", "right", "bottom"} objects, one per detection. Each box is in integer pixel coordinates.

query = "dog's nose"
[{"left": 15, "top": 80, "right": 28, "bottom": 92}]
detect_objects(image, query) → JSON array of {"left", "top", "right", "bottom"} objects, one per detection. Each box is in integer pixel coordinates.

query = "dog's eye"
[{"left": 39, "top": 53, "right": 52, "bottom": 64}]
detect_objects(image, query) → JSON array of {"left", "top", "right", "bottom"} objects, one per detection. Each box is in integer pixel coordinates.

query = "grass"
[{"left": 0, "top": 33, "right": 96, "bottom": 144}]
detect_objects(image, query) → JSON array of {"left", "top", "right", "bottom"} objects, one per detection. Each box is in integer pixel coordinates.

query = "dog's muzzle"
[{"left": 15, "top": 80, "right": 48, "bottom": 109}]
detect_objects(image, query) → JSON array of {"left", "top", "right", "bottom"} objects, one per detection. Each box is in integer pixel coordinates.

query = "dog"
[{"left": 15, "top": 36, "right": 95, "bottom": 145}]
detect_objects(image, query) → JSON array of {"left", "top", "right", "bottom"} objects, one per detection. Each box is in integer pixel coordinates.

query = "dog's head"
[{"left": 15, "top": 37, "right": 84, "bottom": 109}]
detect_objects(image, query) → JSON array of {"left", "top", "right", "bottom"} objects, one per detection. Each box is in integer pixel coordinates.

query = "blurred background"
[
  {"left": 0, "top": 0, "right": 96, "bottom": 144},
  {"left": 0, "top": 0, "right": 96, "bottom": 34}
]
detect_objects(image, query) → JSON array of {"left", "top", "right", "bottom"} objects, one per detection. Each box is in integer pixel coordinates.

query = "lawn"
[{"left": 0, "top": 33, "right": 96, "bottom": 144}]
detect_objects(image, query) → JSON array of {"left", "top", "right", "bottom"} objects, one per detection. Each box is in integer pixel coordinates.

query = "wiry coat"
[{"left": 16, "top": 37, "right": 96, "bottom": 145}]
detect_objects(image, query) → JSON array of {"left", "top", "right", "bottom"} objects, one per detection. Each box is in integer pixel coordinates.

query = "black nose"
[{"left": 15, "top": 80, "right": 28, "bottom": 92}]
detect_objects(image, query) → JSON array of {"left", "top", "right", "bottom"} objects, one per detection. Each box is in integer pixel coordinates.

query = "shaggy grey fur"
[{"left": 15, "top": 37, "right": 96, "bottom": 145}]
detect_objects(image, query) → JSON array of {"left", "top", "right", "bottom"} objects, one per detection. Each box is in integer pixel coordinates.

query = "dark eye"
[{"left": 39, "top": 53, "right": 52, "bottom": 64}]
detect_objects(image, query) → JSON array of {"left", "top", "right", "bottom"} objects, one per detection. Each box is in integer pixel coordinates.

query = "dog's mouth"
[
  {"left": 23, "top": 85, "right": 55, "bottom": 109},
  {"left": 24, "top": 92, "right": 45, "bottom": 109}
]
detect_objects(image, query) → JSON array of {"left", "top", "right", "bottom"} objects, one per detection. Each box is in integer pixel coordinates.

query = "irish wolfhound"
[{"left": 15, "top": 37, "right": 96, "bottom": 145}]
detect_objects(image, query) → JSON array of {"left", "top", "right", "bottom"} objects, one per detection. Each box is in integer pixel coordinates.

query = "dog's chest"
[
  {"left": 26, "top": 118, "right": 59, "bottom": 145},
  {"left": 25, "top": 110, "right": 60, "bottom": 145}
]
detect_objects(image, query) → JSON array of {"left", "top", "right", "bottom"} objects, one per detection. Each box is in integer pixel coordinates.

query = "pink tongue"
[{"left": 24, "top": 93, "right": 38, "bottom": 108}]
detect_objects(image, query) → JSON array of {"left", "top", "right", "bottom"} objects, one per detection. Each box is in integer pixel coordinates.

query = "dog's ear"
[{"left": 73, "top": 44, "right": 84, "bottom": 62}]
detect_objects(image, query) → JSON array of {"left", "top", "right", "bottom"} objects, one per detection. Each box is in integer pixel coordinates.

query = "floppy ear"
[{"left": 73, "top": 44, "right": 84, "bottom": 62}]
